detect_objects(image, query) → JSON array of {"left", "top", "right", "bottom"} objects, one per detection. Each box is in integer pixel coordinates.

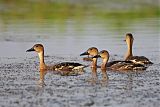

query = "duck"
[
  {"left": 26, "top": 44, "right": 86, "bottom": 76},
  {"left": 93, "top": 50, "right": 147, "bottom": 71},
  {"left": 124, "top": 33, "right": 153, "bottom": 65},
  {"left": 80, "top": 47, "right": 99, "bottom": 80},
  {"left": 80, "top": 47, "right": 98, "bottom": 67}
]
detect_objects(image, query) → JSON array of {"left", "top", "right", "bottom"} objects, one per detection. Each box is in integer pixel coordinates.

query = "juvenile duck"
[
  {"left": 80, "top": 47, "right": 98, "bottom": 67},
  {"left": 94, "top": 50, "right": 146, "bottom": 71},
  {"left": 26, "top": 44, "right": 86, "bottom": 76},
  {"left": 124, "top": 33, "right": 153, "bottom": 65}
]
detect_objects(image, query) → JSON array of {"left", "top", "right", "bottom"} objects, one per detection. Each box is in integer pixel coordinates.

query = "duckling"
[
  {"left": 26, "top": 44, "right": 86, "bottom": 76},
  {"left": 94, "top": 50, "right": 146, "bottom": 71},
  {"left": 124, "top": 33, "right": 153, "bottom": 65},
  {"left": 80, "top": 47, "right": 98, "bottom": 67}
]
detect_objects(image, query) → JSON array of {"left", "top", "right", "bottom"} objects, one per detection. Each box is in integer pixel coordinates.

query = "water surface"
[{"left": 0, "top": 1, "right": 159, "bottom": 107}]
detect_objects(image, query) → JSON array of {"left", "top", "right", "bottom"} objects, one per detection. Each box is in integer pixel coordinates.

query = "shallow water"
[{"left": 0, "top": 1, "right": 160, "bottom": 107}]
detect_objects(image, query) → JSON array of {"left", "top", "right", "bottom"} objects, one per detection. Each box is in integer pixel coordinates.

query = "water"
[
  {"left": 0, "top": 18, "right": 159, "bottom": 58},
  {"left": 0, "top": 1, "right": 159, "bottom": 107}
]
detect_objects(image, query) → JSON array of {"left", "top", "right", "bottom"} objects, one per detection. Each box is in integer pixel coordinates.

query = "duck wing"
[
  {"left": 126, "top": 56, "right": 153, "bottom": 65},
  {"left": 107, "top": 60, "right": 146, "bottom": 71},
  {"left": 107, "top": 60, "right": 132, "bottom": 67},
  {"left": 53, "top": 62, "right": 86, "bottom": 71},
  {"left": 50, "top": 62, "right": 87, "bottom": 76}
]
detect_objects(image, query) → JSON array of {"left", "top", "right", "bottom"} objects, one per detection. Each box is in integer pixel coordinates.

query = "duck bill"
[
  {"left": 92, "top": 55, "right": 101, "bottom": 58},
  {"left": 80, "top": 52, "right": 89, "bottom": 56},
  {"left": 26, "top": 47, "right": 35, "bottom": 52}
]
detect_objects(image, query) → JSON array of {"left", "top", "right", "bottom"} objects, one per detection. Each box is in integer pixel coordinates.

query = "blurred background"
[{"left": 0, "top": 0, "right": 159, "bottom": 57}]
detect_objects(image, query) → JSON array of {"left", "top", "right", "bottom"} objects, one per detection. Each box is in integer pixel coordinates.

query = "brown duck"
[{"left": 26, "top": 44, "right": 86, "bottom": 76}]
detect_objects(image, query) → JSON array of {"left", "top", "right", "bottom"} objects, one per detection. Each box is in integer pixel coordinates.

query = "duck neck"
[
  {"left": 39, "top": 69, "right": 46, "bottom": 81},
  {"left": 101, "top": 58, "right": 108, "bottom": 69},
  {"left": 125, "top": 40, "right": 133, "bottom": 60},
  {"left": 91, "top": 58, "right": 97, "bottom": 67},
  {"left": 38, "top": 51, "right": 46, "bottom": 69}
]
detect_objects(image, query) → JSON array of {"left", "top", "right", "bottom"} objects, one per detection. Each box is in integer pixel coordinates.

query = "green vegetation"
[{"left": 0, "top": 0, "right": 159, "bottom": 28}]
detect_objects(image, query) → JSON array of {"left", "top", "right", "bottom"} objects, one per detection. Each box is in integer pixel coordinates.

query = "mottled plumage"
[
  {"left": 107, "top": 60, "right": 146, "bottom": 71},
  {"left": 126, "top": 56, "right": 153, "bottom": 65},
  {"left": 51, "top": 62, "right": 86, "bottom": 76}
]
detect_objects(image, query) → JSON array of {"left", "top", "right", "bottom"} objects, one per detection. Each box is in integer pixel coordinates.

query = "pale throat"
[
  {"left": 101, "top": 58, "right": 108, "bottom": 68},
  {"left": 91, "top": 58, "right": 97, "bottom": 67},
  {"left": 38, "top": 51, "right": 46, "bottom": 69}
]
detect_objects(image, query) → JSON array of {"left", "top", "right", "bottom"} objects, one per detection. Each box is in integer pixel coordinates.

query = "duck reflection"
[
  {"left": 87, "top": 66, "right": 98, "bottom": 85},
  {"left": 89, "top": 66, "right": 109, "bottom": 85},
  {"left": 101, "top": 67, "right": 109, "bottom": 82},
  {"left": 100, "top": 67, "right": 109, "bottom": 86},
  {"left": 91, "top": 66, "right": 98, "bottom": 80},
  {"left": 38, "top": 68, "right": 84, "bottom": 87},
  {"left": 38, "top": 69, "right": 47, "bottom": 87}
]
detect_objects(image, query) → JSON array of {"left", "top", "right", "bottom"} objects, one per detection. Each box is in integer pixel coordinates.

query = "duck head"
[
  {"left": 80, "top": 47, "right": 98, "bottom": 67},
  {"left": 124, "top": 33, "right": 134, "bottom": 60},
  {"left": 26, "top": 44, "right": 44, "bottom": 53},
  {"left": 124, "top": 33, "right": 134, "bottom": 45},
  {"left": 26, "top": 44, "right": 46, "bottom": 69},
  {"left": 80, "top": 47, "right": 98, "bottom": 56},
  {"left": 93, "top": 50, "right": 109, "bottom": 68}
]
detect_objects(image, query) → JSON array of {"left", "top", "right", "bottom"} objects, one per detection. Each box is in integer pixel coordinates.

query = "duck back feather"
[{"left": 126, "top": 56, "right": 153, "bottom": 65}]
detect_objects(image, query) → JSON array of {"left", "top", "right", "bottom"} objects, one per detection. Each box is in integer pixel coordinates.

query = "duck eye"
[{"left": 36, "top": 45, "right": 38, "bottom": 47}]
